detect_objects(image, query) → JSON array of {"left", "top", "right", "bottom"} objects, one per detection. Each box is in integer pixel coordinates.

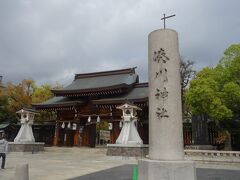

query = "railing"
[{"left": 185, "top": 149, "right": 240, "bottom": 162}]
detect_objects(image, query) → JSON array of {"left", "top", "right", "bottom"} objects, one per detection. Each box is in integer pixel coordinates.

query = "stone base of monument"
[
  {"left": 138, "top": 159, "right": 196, "bottom": 180},
  {"left": 8, "top": 142, "right": 45, "bottom": 152},
  {"left": 106, "top": 144, "right": 148, "bottom": 157}
]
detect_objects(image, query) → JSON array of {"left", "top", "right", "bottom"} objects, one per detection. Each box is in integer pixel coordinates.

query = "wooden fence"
[{"left": 183, "top": 123, "right": 240, "bottom": 150}]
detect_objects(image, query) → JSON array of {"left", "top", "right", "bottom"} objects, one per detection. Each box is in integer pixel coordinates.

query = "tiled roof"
[
  {"left": 52, "top": 68, "right": 139, "bottom": 96},
  {"left": 92, "top": 83, "right": 148, "bottom": 105},
  {"left": 32, "top": 97, "right": 84, "bottom": 109}
]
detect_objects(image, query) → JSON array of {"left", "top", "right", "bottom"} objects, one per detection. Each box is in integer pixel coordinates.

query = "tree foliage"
[
  {"left": 220, "top": 44, "right": 240, "bottom": 63},
  {"left": 180, "top": 59, "right": 196, "bottom": 89},
  {"left": 186, "top": 44, "right": 240, "bottom": 123},
  {"left": 32, "top": 84, "right": 53, "bottom": 104},
  {"left": 6, "top": 79, "right": 35, "bottom": 113},
  {"left": 31, "top": 83, "right": 62, "bottom": 121},
  {"left": 180, "top": 59, "right": 196, "bottom": 117},
  {"left": 0, "top": 89, "right": 10, "bottom": 123},
  {"left": 0, "top": 79, "right": 62, "bottom": 123}
]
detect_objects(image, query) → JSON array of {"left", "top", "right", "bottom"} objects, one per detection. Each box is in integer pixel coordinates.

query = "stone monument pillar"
[{"left": 138, "top": 29, "right": 196, "bottom": 180}]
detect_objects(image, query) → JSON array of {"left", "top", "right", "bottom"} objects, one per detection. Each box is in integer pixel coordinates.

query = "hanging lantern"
[
  {"left": 67, "top": 122, "right": 71, "bottom": 129},
  {"left": 72, "top": 123, "right": 77, "bottom": 130},
  {"left": 61, "top": 122, "right": 65, "bottom": 129},
  {"left": 97, "top": 116, "right": 100, "bottom": 123},
  {"left": 88, "top": 116, "right": 91, "bottom": 122}
]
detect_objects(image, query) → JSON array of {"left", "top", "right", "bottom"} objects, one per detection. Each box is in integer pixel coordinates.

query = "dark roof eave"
[
  {"left": 32, "top": 102, "right": 83, "bottom": 109},
  {"left": 92, "top": 97, "right": 148, "bottom": 105}
]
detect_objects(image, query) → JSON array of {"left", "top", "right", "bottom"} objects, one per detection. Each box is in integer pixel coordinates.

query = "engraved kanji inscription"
[
  {"left": 160, "top": 87, "right": 168, "bottom": 99},
  {"left": 155, "top": 87, "right": 168, "bottom": 100},
  {"left": 153, "top": 48, "right": 169, "bottom": 82},
  {"left": 153, "top": 48, "right": 169, "bottom": 63},
  {"left": 155, "top": 69, "right": 168, "bottom": 82},
  {"left": 155, "top": 88, "right": 160, "bottom": 99},
  {"left": 156, "top": 107, "right": 169, "bottom": 119},
  {"left": 153, "top": 48, "right": 170, "bottom": 120}
]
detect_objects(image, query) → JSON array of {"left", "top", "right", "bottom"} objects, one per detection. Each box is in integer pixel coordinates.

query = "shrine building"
[{"left": 32, "top": 67, "right": 149, "bottom": 147}]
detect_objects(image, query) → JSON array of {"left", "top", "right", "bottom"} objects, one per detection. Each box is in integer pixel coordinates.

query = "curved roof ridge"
[{"left": 74, "top": 67, "right": 137, "bottom": 80}]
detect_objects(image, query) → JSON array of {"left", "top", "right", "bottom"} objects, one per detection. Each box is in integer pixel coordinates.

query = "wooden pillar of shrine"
[
  {"left": 53, "top": 112, "right": 61, "bottom": 146},
  {"left": 112, "top": 121, "right": 121, "bottom": 143},
  {"left": 109, "top": 107, "right": 120, "bottom": 143},
  {"left": 73, "top": 107, "right": 80, "bottom": 146},
  {"left": 89, "top": 123, "right": 96, "bottom": 148},
  {"left": 64, "top": 126, "right": 67, "bottom": 146},
  {"left": 53, "top": 122, "right": 59, "bottom": 146},
  {"left": 73, "top": 123, "right": 80, "bottom": 146}
]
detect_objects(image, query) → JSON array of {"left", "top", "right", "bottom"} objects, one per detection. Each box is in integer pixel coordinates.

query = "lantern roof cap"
[
  {"left": 116, "top": 102, "right": 142, "bottom": 111},
  {"left": 16, "top": 107, "right": 39, "bottom": 114}
]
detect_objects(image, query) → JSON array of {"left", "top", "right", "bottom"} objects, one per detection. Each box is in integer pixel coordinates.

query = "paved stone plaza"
[
  {"left": 71, "top": 165, "right": 240, "bottom": 180},
  {"left": 0, "top": 147, "right": 240, "bottom": 180},
  {"left": 0, "top": 147, "right": 135, "bottom": 180}
]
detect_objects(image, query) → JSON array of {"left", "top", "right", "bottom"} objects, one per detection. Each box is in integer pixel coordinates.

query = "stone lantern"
[
  {"left": 8, "top": 108, "right": 44, "bottom": 152},
  {"left": 116, "top": 102, "right": 143, "bottom": 144},
  {"left": 14, "top": 108, "right": 38, "bottom": 142},
  {"left": 107, "top": 102, "right": 148, "bottom": 157}
]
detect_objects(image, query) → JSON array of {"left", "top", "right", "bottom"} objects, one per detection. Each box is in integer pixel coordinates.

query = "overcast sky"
[{"left": 0, "top": 0, "right": 240, "bottom": 86}]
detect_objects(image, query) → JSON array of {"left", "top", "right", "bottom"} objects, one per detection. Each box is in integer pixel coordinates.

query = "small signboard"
[{"left": 99, "top": 130, "right": 110, "bottom": 142}]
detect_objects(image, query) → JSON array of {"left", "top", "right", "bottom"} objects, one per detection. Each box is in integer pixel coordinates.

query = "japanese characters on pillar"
[{"left": 153, "top": 48, "right": 169, "bottom": 120}]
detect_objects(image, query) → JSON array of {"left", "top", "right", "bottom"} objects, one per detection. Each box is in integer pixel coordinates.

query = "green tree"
[
  {"left": 31, "top": 83, "right": 62, "bottom": 121},
  {"left": 186, "top": 44, "right": 240, "bottom": 149},
  {"left": 180, "top": 59, "right": 196, "bottom": 118},
  {"left": 186, "top": 67, "right": 232, "bottom": 121},
  {"left": 180, "top": 59, "right": 196, "bottom": 89},
  {"left": 0, "top": 91, "right": 8, "bottom": 122},
  {"left": 32, "top": 84, "right": 53, "bottom": 104},
  {"left": 186, "top": 44, "right": 240, "bottom": 121},
  {"left": 222, "top": 82, "right": 240, "bottom": 118},
  {"left": 31, "top": 82, "right": 62, "bottom": 104},
  {"left": 220, "top": 44, "right": 240, "bottom": 63},
  {"left": 187, "top": 43, "right": 240, "bottom": 121},
  {"left": 0, "top": 88, "right": 17, "bottom": 123},
  {"left": 6, "top": 79, "right": 35, "bottom": 113},
  {"left": 0, "top": 79, "right": 62, "bottom": 123}
]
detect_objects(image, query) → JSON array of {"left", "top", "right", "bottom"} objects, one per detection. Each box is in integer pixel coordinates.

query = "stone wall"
[
  {"left": 107, "top": 146, "right": 148, "bottom": 157},
  {"left": 8, "top": 142, "right": 44, "bottom": 152}
]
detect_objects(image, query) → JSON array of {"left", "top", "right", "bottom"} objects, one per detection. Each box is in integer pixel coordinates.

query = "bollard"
[
  {"left": 13, "top": 164, "right": 29, "bottom": 180},
  {"left": 132, "top": 164, "right": 138, "bottom": 180}
]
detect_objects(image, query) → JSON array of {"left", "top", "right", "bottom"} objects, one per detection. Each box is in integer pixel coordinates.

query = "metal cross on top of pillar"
[{"left": 161, "top": 13, "right": 176, "bottom": 29}]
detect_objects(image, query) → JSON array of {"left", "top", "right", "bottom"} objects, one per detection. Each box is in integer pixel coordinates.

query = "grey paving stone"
[
  {"left": 69, "top": 165, "right": 132, "bottom": 180},
  {"left": 70, "top": 165, "right": 240, "bottom": 180}
]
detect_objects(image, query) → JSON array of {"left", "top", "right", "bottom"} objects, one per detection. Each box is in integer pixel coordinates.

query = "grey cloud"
[{"left": 0, "top": 0, "right": 240, "bottom": 86}]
